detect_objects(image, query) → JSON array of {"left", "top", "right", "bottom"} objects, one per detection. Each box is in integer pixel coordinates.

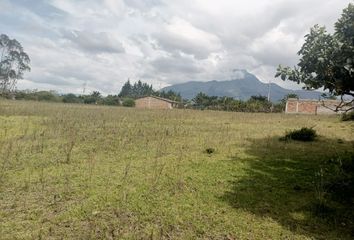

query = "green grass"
[{"left": 0, "top": 100, "right": 353, "bottom": 239}]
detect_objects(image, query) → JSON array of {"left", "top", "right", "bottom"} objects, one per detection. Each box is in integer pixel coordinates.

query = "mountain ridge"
[{"left": 161, "top": 70, "right": 322, "bottom": 102}]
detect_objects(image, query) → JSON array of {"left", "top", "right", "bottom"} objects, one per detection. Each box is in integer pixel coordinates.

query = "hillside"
[{"left": 161, "top": 70, "right": 322, "bottom": 101}]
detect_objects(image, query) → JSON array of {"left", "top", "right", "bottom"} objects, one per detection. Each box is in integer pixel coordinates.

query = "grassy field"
[{"left": 0, "top": 100, "right": 353, "bottom": 240}]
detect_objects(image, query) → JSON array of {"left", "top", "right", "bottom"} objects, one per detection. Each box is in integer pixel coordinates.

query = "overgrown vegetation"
[
  {"left": 1, "top": 86, "right": 297, "bottom": 113},
  {"left": 0, "top": 79, "right": 184, "bottom": 108},
  {"left": 322, "top": 152, "right": 354, "bottom": 204},
  {"left": 312, "top": 152, "right": 354, "bottom": 221},
  {"left": 3, "top": 89, "right": 122, "bottom": 106},
  {"left": 281, "top": 127, "right": 317, "bottom": 142},
  {"left": 0, "top": 100, "right": 353, "bottom": 239},
  {"left": 122, "top": 97, "right": 135, "bottom": 107},
  {"left": 342, "top": 111, "right": 354, "bottom": 121},
  {"left": 191, "top": 92, "right": 285, "bottom": 112}
]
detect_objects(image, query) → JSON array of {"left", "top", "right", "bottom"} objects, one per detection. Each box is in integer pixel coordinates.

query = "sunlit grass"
[{"left": 0, "top": 100, "right": 353, "bottom": 239}]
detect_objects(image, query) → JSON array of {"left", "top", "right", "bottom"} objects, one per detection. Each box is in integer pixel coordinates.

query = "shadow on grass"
[{"left": 222, "top": 136, "right": 354, "bottom": 239}]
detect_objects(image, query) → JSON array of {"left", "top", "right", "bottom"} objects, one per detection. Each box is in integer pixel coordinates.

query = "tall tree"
[
  {"left": 91, "top": 91, "right": 101, "bottom": 99},
  {"left": 158, "top": 90, "right": 182, "bottom": 102},
  {"left": 275, "top": 3, "right": 354, "bottom": 112},
  {"left": 119, "top": 79, "right": 155, "bottom": 99},
  {"left": 0, "top": 34, "right": 30, "bottom": 94},
  {"left": 119, "top": 79, "right": 132, "bottom": 97}
]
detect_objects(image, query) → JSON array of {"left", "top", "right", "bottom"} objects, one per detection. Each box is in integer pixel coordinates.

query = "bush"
[
  {"left": 83, "top": 96, "right": 97, "bottom": 104},
  {"left": 341, "top": 111, "right": 354, "bottom": 121},
  {"left": 313, "top": 152, "right": 354, "bottom": 214},
  {"left": 281, "top": 127, "right": 317, "bottom": 142},
  {"left": 204, "top": 147, "right": 215, "bottom": 154},
  {"left": 103, "top": 95, "right": 120, "bottom": 106},
  {"left": 62, "top": 93, "right": 82, "bottom": 103},
  {"left": 122, "top": 98, "right": 135, "bottom": 107},
  {"left": 35, "top": 91, "right": 60, "bottom": 102}
]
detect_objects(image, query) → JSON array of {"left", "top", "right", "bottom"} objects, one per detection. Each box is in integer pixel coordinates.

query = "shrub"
[
  {"left": 341, "top": 111, "right": 354, "bottom": 121},
  {"left": 83, "top": 96, "right": 97, "bottom": 104},
  {"left": 281, "top": 127, "right": 317, "bottom": 142},
  {"left": 103, "top": 95, "right": 120, "bottom": 106},
  {"left": 313, "top": 152, "right": 354, "bottom": 208},
  {"left": 204, "top": 148, "right": 215, "bottom": 154},
  {"left": 62, "top": 93, "right": 82, "bottom": 103},
  {"left": 35, "top": 91, "right": 60, "bottom": 102},
  {"left": 122, "top": 98, "right": 135, "bottom": 107}
]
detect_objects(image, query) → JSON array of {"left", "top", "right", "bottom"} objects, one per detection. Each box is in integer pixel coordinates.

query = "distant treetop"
[{"left": 118, "top": 79, "right": 182, "bottom": 102}]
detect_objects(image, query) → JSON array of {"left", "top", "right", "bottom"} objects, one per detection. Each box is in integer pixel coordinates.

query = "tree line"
[
  {"left": 2, "top": 86, "right": 299, "bottom": 113},
  {"left": 119, "top": 79, "right": 182, "bottom": 102},
  {"left": 6, "top": 89, "right": 123, "bottom": 105},
  {"left": 189, "top": 92, "right": 297, "bottom": 113},
  {"left": 0, "top": 79, "right": 184, "bottom": 108}
]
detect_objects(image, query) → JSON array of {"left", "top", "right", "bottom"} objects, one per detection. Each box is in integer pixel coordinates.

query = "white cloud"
[
  {"left": 154, "top": 17, "right": 223, "bottom": 59},
  {"left": 1, "top": 0, "right": 352, "bottom": 94},
  {"left": 61, "top": 30, "right": 125, "bottom": 54},
  {"left": 249, "top": 24, "right": 303, "bottom": 67}
]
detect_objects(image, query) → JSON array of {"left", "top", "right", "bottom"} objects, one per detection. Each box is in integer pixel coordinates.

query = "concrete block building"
[
  {"left": 285, "top": 98, "right": 348, "bottom": 114},
  {"left": 135, "top": 96, "right": 180, "bottom": 110}
]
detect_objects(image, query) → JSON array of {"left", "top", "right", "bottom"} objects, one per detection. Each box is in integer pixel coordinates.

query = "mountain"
[{"left": 161, "top": 70, "right": 322, "bottom": 102}]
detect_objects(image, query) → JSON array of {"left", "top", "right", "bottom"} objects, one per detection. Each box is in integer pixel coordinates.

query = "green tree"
[
  {"left": 247, "top": 95, "right": 272, "bottom": 112},
  {"left": 122, "top": 98, "right": 135, "bottom": 107},
  {"left": 83, "top": 91, "right": 102, "bottom": 104},
  {"left": 35, "top": 90, "right": 60, "bottom": 102},
  {"left": 158, "top": 90, "right": 182, "bottom": 102},
  {"left": 119, "top": 79, "right": 132, "bottom": 97},
  {"left": 275, "top": 4, "right": 354, "bottom": 112},
  {"left": 119, "top": 79, "right": 155, "bottom": 99},
  {"left": 193, "top": 92, "right": 210, "bottom": 109},
  {"left": 91, "top": 91, "right": 101, "bottom": 99},
  {"left": 62, "top": 93, "right": 82, "bottom": 103},
  {"left": 103, "top": 95, "right": 120, "bottom": 106},
  {"left": 0, "top": 34, "right": 31, "bottom": 95}
]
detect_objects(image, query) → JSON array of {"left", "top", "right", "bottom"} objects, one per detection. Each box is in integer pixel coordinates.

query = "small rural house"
[
  {"left": 135, "top": 96, "right": 180, "bottom": 109},
  {"left": 285, "top": 98, "right": 349, "bottom": 114}
]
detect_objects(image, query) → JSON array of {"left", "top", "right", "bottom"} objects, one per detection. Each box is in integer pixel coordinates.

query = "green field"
[{"left": 0, "top": 100, "right": 353, "bottom": 239}]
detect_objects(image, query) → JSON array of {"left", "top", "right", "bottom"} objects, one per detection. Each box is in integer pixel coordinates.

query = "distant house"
[
  {"left": 285, "top": 98, "right": 349, "bottom": 114},
  {"left": 135, "top": 96, "right": 180, "bottom": 109}
]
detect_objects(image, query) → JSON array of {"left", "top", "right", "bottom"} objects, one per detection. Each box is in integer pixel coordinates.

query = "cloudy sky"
[{"left": 0, "top": 0, "right": 351, "bottom": 94}]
